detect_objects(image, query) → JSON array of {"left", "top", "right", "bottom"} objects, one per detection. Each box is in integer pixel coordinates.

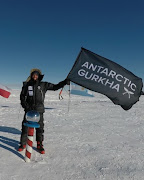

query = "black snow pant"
[{"left": 20, "top": 113, "right": 44, "bottom": 145}]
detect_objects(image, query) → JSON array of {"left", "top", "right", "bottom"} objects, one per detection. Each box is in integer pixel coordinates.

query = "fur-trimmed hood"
[{"left": 26, "top": 68, "right": 44, "bottom": 82}]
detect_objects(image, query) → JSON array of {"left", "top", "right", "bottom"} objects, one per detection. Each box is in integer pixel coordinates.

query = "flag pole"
[{"left": 68, "top": 82, "right": 71, "bottom": 112}]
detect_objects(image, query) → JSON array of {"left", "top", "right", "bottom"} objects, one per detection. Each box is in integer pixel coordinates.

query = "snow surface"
[{"left": 0, "top": 89, "right": 144, "bottom": 180}]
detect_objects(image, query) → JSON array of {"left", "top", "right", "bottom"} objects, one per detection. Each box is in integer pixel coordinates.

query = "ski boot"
[
  {"left": 18, "top": 144, "right": 26, "bottom": 152},
  {"left": 37, "top": 141, "right": 45, "bottom": 154}
]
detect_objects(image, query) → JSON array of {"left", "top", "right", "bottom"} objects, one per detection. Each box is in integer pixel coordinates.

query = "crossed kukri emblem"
[{"left": 123, "top": 87, "right": 134, "bottom": 99}]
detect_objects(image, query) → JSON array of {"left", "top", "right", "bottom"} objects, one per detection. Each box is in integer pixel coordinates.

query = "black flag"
[{"left": 67, "top": 48, "right": 143, "bottom": 110}]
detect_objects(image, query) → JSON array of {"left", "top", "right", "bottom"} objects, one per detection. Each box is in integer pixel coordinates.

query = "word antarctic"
[{"left": 78, "top": 62, "right": 136, "bottom": 93}]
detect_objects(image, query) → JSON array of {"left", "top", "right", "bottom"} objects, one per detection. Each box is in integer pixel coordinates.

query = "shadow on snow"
[
  {"left": 0, "top": 136, "right": 24, "bottom": 160},
  {"left": 0, "top": 126, "right": 21, "bottom": 135},
  {"left": 0, "top": 127, "right": 24, "bottom": 160},
  {"left": 45, "top": 107, "right": 55, "bottom": 110},
  {"left": 1, "top": 105, "right": 10, "bottom": 108}
]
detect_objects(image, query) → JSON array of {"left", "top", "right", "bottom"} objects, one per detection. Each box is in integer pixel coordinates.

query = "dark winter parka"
[{"left": 20, "top": 70, "right": 67, "bottom": 113}]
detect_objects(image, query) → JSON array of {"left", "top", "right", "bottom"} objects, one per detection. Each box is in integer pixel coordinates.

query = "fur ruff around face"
[{"left": 26, "top": 68, "right": 44, "bottom": 82}]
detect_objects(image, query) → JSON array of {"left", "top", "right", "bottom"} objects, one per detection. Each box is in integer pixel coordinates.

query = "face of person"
[{"left": 32, "top": 73, "right": 39, "bottom": 81}]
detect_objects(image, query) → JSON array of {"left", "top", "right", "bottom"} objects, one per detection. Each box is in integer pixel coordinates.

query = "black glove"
[
  {"left": 64, "top": 79, "right": 70, "bottom": 85},
  {"left": 25, "top": 104, "right": 31, "bottom": 112},
  {"left": 21, "top": 102, "right": 32, "bottom": 112},
  {"left": 21, "top": 102, "right": 28, "bottom": 109}
]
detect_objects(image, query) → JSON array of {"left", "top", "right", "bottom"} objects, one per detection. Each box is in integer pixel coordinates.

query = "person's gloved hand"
[
  {"left": 64, "top": 79, "right": 70, "bottom": 85},
  {"left": 21, "top": 102, "right": 29, "bottom": 109},
  {"left": 25, "top": 104, "right": 31, "bottom": 112}
]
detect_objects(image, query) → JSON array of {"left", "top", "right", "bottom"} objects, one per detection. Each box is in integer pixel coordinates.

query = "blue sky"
[{"left": 0, "top": 0, "right": 144, "bottom": 86}]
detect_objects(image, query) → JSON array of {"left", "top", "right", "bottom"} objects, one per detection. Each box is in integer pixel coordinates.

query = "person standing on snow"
[{"left": 18, "top": 69, "right": 69, "bottom": 154}]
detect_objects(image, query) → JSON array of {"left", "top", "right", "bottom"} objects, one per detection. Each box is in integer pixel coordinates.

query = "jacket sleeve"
[
  {"left": 46, "top": 80, "right": 67, "bottom": 91},
  {"left": 20, "top": 83, "right": 29, "bottom": 109}
]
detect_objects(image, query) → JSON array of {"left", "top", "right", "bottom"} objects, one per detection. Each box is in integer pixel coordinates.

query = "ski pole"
[{"left": 59, "top": 88, "right": 63, "bottom": 100}]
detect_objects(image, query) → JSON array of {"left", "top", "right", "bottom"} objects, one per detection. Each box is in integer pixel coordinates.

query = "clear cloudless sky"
[{"left": 0, "top": 0, "right": 144, "bottom": 87}]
